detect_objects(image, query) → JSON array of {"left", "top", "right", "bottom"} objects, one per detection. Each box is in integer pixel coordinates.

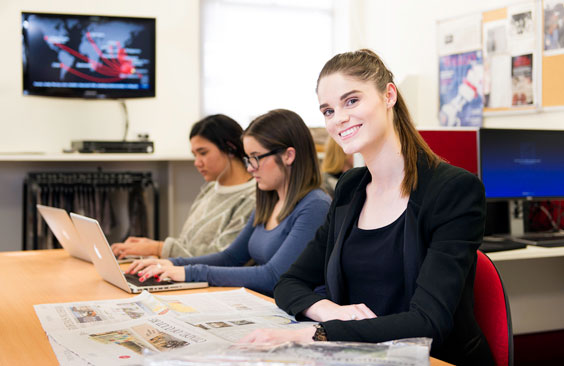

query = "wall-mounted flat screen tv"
[{"left": 22, "top": 12, "right": 156, "bottom": 99}]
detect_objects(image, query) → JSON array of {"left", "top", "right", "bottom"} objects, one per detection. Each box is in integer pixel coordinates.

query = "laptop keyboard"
[{"left": 124, "top": 273, "right": 174, "bottom": 287}]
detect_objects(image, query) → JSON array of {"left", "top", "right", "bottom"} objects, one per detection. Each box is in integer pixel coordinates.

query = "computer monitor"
[
  {"left": 418, "top": 128, "right": 479, "bottom": 175},
  {"left": 22, "top": 12, "right": 156, "bottom": 99},
  {"left": 479, "top": 128, "right": 564, "bottom": 200}
]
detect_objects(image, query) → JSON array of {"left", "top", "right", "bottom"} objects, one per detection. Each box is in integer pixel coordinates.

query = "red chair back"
[{"left": 474, "top": 250, "right": 513, "bottom": 366}]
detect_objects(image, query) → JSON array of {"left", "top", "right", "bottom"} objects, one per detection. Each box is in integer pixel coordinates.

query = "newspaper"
[
  {"left": 35, "top": 289, "right": 431, "bottom": 366},
  {"left": 35, "top": 291, "right": 169, "bottom": 333},
  {"left": 35, "top": 289, "right": 312, "bottom": 365}
]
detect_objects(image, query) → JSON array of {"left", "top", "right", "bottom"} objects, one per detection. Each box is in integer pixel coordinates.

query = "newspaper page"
[
  {"left": 36, "top": 289, "right": 430, "bottom": 366},
  {"left": 35, "top": 289, "right": 310, "bottom": 365},
  {"left": 34, "top": 288, "right": 283, "bottom": 333},
  {"left": 34, "top": 291, "right": 170, "bottom": 333},
  {"left": 49, "top": 313, "right": 227, "bottom": 365},
  {"left": 156, "top": 288, "right": 284, "bottom": 315},
  {"left": 47, "top": 336, "right": 92, "bottom": 366},
  {"left": 174, "top": 309, "right": 309, "bottom": 343}
]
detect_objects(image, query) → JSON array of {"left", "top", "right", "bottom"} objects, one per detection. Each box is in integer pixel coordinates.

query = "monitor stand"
[
  {"left": 480, "top": 201, "right": 527, "bottom": 252},
  {"left": 509, "top": 200, "right": 524, "bottom": 237}
]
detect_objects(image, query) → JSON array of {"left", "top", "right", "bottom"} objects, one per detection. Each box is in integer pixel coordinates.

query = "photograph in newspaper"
[{"left": 50, "top": 314, "right": 220, "bottom": 365}]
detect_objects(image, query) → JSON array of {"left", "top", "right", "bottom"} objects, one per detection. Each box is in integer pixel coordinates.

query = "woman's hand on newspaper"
[
  {"left": 238, "top": 326, "right": 316, "bottom": 345},
  {"left": 111, "top": 237, "right": 163, "bottom": 258}
]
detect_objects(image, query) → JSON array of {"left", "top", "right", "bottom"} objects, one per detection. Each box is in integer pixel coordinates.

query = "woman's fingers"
[
  {"left": 348, "top": 303, "right": 377, "bottom": 320},
  {"left": 158, "top": 266, "right": 185, "bottom": 282},
  {"left": 110, "top": 243, "right": 123, "bottom": 256},
  {"left": 138, "top": 264, "right": 165, "bottom": 282},
  {"left": 126, "top": 258, "right": 156, "bottom": 274}
]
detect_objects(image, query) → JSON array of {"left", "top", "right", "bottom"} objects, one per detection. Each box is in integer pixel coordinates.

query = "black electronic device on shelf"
[{"left": 71, "top": 140, "right": 154, "bottom": 153}]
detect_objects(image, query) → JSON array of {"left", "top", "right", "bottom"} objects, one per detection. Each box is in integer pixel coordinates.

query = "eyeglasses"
[{"left": 243, "top": 148, "right": 283, "bottom": 170}]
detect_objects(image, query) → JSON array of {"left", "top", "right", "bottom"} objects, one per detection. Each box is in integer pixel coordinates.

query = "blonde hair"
[
  {"left": 321, "top": 137, "right": 347, "bottom": 175},
  {"left": 317, "top": 49, "right": 440, "bottom": 196}
]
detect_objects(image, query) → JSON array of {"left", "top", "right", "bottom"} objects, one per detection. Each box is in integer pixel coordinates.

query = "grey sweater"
[{"left": 161, "top": 179, "right": 256, "bottom": 258}]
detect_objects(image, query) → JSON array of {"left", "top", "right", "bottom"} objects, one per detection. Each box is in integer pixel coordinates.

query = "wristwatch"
[{"left": 312, "top": 324, "right": 328, "bottom": 341}]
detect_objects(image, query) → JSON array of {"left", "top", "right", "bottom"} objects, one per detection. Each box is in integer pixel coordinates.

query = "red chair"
[{"left": 474, "top": 250, "right": 513, "bottom": 366}]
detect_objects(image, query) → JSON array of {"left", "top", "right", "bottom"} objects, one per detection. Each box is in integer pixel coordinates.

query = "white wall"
[
  {"left": 0, "top": 0, "right": 200, "bottom": 154},
  {"left": 354, "top": 0, "right": 564, "bottom": 130}
]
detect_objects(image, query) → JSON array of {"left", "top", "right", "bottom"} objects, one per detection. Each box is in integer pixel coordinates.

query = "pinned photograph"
[{"left": 544, "top": 0, "right": 564, "bottom": 52}]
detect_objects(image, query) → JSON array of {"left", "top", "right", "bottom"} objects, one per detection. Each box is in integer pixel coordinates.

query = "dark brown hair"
[
  {"left": 189, "top": 114, "right": 246, "bottom": 163},
  {"left": 243, "top": 109, "right": 321, "bottom": 226},
  {"left": 316, "top": 49, "right": 440, "bottom": 196}
]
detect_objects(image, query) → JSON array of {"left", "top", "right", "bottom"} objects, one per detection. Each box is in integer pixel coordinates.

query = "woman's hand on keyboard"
[
  {"left": 139, "top": 263, "right": 185, "bottom": 283},
  {"left": 127, "top": 258, "right": 185, "bottom": 282},
  {"left": 127, "top": 258, "right": 172, "bottom": 275}
]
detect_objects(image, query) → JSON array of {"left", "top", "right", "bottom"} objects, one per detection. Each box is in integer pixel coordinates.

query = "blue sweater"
[{"left": 169, "top": 189, "right": 331, "bottom": 295}]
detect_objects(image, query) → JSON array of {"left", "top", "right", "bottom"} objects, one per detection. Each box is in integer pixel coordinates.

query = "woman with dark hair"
[
  {"left": 125, "top": 109, "right": 331, "bottom": 296},
  {"left": 111, "top": 114, "right": 256, "bottom": 259},
  {"left": 240, "top": 50, "right": 494, "bottom": 366}
]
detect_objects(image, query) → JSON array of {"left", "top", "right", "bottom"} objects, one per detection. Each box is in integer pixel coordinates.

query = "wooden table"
[{"left": 0, "top": 249, "right": 450, "bottom": 365}]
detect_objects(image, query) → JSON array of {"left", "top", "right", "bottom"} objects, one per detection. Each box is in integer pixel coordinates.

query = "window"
[{"left": 201, "top": 0, "right": 335, "bottom": 128}]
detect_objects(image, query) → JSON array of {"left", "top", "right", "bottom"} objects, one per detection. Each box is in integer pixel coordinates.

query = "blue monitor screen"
[
  {"left": 22, "top": 12, "right": 156, "bottom": 99},
  {"left": 480, "top": 129, "right": 564, "bottom": 199}
]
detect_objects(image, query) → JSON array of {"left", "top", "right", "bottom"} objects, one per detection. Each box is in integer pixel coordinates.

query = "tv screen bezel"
[{"left": 21, "top": 11, "right": 156, "bottom": 99}]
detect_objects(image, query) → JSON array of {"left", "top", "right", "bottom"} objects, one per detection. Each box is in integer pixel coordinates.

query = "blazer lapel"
[
  {"left": 327, "top": 170, "right": 370, "bottom": 304},
  {"left": 403, "top": 201, "right": 423, "bottom": 300},
  {"left": 402, "top": 156, "right": 432, "bottom": 300}
]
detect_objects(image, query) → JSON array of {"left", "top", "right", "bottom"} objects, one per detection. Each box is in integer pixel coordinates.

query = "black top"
[
  {"left": 342, "top": 212, "right": 408, "bottom": 315},
  {"left": 274, "top": 155, "right": 494, "bottom": 366}
]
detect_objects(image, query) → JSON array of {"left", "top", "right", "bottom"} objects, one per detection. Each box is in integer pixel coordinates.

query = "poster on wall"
[
  {"left": 439, "top": 50, "right": 484, "bottom": 127},
  {"left": 508, "top": 3, "right": 536, "bottom": 54},
  {"left": 483, "top": 19, "right": 512, "bottom": 108},
  {"left": 437, "top": 14, "right": 482, "bottom": 56},
  {"left": 544, "top": 0, "right": 564, "bottom": 53},
  {"left": 511, "top": 54, "right": 534, "bottom": 105}
]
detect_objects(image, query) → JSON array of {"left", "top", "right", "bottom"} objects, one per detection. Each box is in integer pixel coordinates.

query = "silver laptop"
[
  {"left": 37, "top": 205, "right": 140, "bottom": 264},
  {"left": 70, "top": 212, "right": 208, "bottom": 293},
  {"left": 37, "top": 205, "right": 92, "bottom": 262}
]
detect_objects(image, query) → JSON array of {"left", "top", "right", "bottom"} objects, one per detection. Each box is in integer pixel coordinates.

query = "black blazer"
[{"left": 274, "top": 157, "right": 494, "bottom": 366}]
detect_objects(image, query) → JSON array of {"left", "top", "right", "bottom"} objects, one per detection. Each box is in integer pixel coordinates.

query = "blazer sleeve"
[{"left": 319, "top": 171, "right": 486, "bottom": 346}]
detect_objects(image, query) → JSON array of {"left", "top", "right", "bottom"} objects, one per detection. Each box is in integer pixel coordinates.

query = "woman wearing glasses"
[
  {"left": 111, "top": 114, "right": 256, "bottom": 259},
  {"left": 127, "top": 109, "right": 331, "bottom": 296}
]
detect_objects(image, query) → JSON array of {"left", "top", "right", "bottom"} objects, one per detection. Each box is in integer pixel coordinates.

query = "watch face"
[{"left": 313, "top": 324, "right": 327, "bottom": 341}]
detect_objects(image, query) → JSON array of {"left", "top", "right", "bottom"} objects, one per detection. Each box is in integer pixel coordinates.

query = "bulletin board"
[
  {"left": 542, "top": 0, "right": 564, "bottom": 107},
  {"left": 437, "top": 0, "right": 564, "bottom": 127}
]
